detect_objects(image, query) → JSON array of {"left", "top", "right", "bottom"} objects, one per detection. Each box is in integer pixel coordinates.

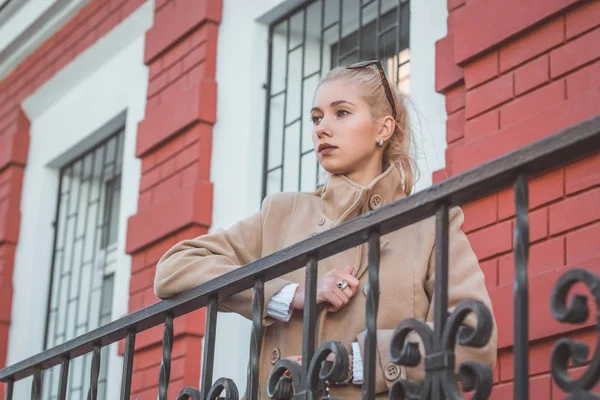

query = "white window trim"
[{"left": 7, "top": 2, "right": 152, "bottom": 399}]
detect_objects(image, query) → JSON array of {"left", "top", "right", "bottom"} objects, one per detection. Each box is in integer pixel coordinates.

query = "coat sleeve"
[
  {"left": 355, "top": 206, "right": 498, "bottom": 393},
  {"left": 154, "top": 195, "right": 294, "bottom": 326}
]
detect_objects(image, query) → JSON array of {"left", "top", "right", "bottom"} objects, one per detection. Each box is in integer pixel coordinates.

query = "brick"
[
  {"left": 501, "top": 80, "right": 565, "bottom": 127},
  {"left": 549, "top": 187, "right": 600, "bottom": 235},
  {"left": 567, "top": 221, "right": 600, "bottom": 267},
  {"left": 435, "top": 34, "right": 464, "bottom": 93},
  {"left": 514, "top": 55, "right": 550, "bottom": 95},
  {"left": 136, "top": 79, "right": 217, "bottom": 157},
  {"left": 161, "top": 36, "right": 191, "bottom": 70},
  {"left": 158, "top": 156, "right": 177, "bottom": 179},
  {"left": 448, "top": 0, "right": 465, "bottom": 11},
  {"left": 468, "top": 220, "right": 512, "bottom": 260},
  {"left": 530, "top": 207, "right": 548, "bottom": 242},
  {"left": 566, "top": 61, "right": 600, "bottom": 99},
  {"left": 139, "top": 166, "right": 161, "bottom": 192},
  {"left": 445, "top": 85, "right": 465, "bottom": 114},
  {"left": 498, "top": 169, "right": 564, "bottom": 219},
  {"left": 480, "top": 258, "right": 498, "bottom": 288},
  {"left": 152, "top": 172, "right": 182, "bottom": 204},
  {"left": 465, "top": 74, "right": 513, "bottom": 118},
  {"left": 148, "top": 59, "right": 163, "bottom": 80},
  {"left": 464, "top": 109, "right": 499, "bottom": 143},
  {"left": 489, "top": 374, "right": 551, "bottom": 400},
  {"left": 550, "top": 27, "right": 600, "bottom": 78},
  {"left": 446, "top": 109, "right": 465, "bottom": 143},
  {"left": 182, "top": 42, "right": 207, "bottom": 72},
  {"left": 138, "top": 189, "right": 152, "bottom": 210},
  {"left": 444, "top": 139, "right": 463, "bottom": 168},
  {"left": 166, "top": 61, "right": 183, "bottom": 83},
  {"left": 464, "top": 50, "right": 499, "bottom": 89},
  {"left": 565, "top": 153, "right": 600, "bottom": 194},
  {"left": 130, "top": 265, "right": 156, "bottom": 294},
  {"left": 499, "top": 236, "right": 564, "bottom": 285},
  {"left": 126, "top": 181, "right": 213, "bottom": 253},
  {"left": 565, "top": 0, "right": 600, "bottom": 39},
  {"left": 499, "top": 17, "right": 565, "bottom": 72},
  {"left": 0, "top": 112, "right": 30, "bottom": 172},
  {"left": 492, "top": 263, "right": 600, "bottom": 349},
  {"left": 432, "top": 168, "right": 448, "bottom": 184},
  {"left": 452, "top": 85, "right": 600, "bottom": 174},
  {"left": 454, "top": 0, "right": 573, "bottom": 65},
  {"left": 144, "top": 0, "right": 222, "bottom": 63},
  {"left": 462, "top": 194, "right": 497, "bottom": 233},
  {"left": 147, "top": 71, "right": 168, "bottom": 97}
]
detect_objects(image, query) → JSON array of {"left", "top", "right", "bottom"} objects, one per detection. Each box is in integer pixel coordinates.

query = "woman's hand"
[{"left": 291, "top": 266, "right": 360, "bottom": 312}]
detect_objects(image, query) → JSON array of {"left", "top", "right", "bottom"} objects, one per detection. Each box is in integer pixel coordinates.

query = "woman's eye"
[
  {"left": 336, "top": 109, "right": 349, "bottom": 117},
  {"left": 310, "top": 115, "right": 322, "bottom": 124}
]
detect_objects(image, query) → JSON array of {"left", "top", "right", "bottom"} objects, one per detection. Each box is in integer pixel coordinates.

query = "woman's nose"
[{"left": 315, "top": 119, "right": 332, "bottom": 139}]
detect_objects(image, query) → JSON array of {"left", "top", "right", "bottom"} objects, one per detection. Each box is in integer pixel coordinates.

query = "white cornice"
[{"left": 0, "top": 0, "right": 90, "bottom": 82}]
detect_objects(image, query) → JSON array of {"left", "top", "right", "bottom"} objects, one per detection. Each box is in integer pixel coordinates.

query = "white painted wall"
[
  {"left": 212, "top": 0, "right": 448, "bottom": 391},
  {"left": 0, "top": 0, "right": 57, "bottom": 52},
  {"left": 8, "top": 1, "right": 152, "bottom": 398}
]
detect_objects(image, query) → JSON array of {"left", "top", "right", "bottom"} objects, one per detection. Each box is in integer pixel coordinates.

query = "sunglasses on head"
[{"left": 346, "top": 60, "right": 397, "bottom": 120}]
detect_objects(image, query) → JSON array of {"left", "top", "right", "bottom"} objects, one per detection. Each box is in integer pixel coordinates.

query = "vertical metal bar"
[
  {"left": 200, "top": 298, "right": 218, "bottom": 395},
  {"left": 87, "top": 345, "right": 101, "bottom": 400},
  {"left": 316, "top": 0, "right": 325, "bottom": 188},
  {"left": 358, "top": 0, "right": 363, "bottom": 60},
  {"left": 514, "top": 174, "right": 529, "bottom": 400},
  {"left": 31, "top": 369, "right": 42, "bottom": 400},
  {"left": 43, "top": 167, "right": 65, "bottom": 351},
  {"left": 158, "top": 315, "right": 174, "bottom": 400},
  {"left": 6, "top": 379, "right": 14, "bottom": 400},
  {"left": 396, "top": 0, "right": 401, "bottom": 81},
  {"left": 375, "top": 0, "right": 381, "bottom": 60},
  {"left": 120, "top": 332, "right": 136, "bottom": 400},
  {"left": 72, "top": 150, "right": 96, "bottom": 337},
  {"left": 62, "top": 160, "right": 85, "bottom": 340},
  {"left": 281, "top": 19, "right": 291, "bottom": 193},
  {"left": 302, "top": 257, "right": 318, "bottom": 373},
  {"left": 261, "top": 25, "right": 274, "bottom": 200},
  {"left": 363, "top": 231, "right": 381, "bottom": 400},
  {"left": 433, "top": 204, "right": 449, "bottom": 400},
  {"left": 297, "top": 8, "right": 307, "bottom": 192},
  {"left": 83, "top": 144, "right": 108, "bottom": 332},
  {"left": 247, "top": 279, "right": 264, "bottom": 400},
  {"left": 57, "top": 357, "right": 70, "bottom": 400},
  {"left": 80, "top": 141, "right": 113, "bottom": 390},
  {"left": 337, "top": 0, "right": 342, "bottom": 65}
]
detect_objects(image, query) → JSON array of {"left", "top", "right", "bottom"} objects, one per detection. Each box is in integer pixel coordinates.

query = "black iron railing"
[{"left": 2, "top": 115, "right": 600, "bottom": 400}]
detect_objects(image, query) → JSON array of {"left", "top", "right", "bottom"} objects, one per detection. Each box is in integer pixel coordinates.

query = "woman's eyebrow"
[{"left": 330, "top": 100, "right": 355, "bottom": 107}]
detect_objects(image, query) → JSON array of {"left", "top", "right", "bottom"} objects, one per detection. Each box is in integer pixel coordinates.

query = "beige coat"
[{"left": 154, "top": 163, "right": 497, "bottom": 399}]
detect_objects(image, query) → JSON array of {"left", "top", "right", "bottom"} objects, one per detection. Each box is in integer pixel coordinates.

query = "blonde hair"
[{"left": 317, "top": 65, "right": 417, "bottom": 195}]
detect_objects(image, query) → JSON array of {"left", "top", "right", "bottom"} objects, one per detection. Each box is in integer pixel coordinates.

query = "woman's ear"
[{"left": 377, "top": 115, "right": 396, "bottom": 143}]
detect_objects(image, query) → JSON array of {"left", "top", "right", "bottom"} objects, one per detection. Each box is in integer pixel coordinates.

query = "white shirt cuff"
[
  {"left": 266, "top": 283, "right": 299, "bottom": 322},
  {"left": 351, "top": 342, "right": 363, "bottom": 384}
]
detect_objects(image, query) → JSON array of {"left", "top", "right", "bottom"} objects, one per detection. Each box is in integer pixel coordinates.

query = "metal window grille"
[
  {"left": 42, "top": 130, "right": 124, "bottom": 400},
  {"left": 262, "top": 0, "right": 410, "bottom": 198}
]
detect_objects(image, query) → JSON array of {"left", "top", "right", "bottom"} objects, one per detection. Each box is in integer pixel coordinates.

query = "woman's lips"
[
  {"left": 319, "top": 147, "right": 337, "bottom": 155},
  {"left": 318, "top": 143, "right": 337, "bottom": 155}
]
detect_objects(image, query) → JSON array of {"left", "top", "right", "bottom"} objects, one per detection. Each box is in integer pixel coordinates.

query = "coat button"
[
  {"left": 369, "top": 194, "right": 383, "bottom": 210},
  {"left": 270, "top": 348, "right": 281, "bottom": 365},
  {"left": 318, "top": 217, "right": 325, "bottom": 226},
  {"left": 384, "top": 363, "right": 400, "bottom": 380}
]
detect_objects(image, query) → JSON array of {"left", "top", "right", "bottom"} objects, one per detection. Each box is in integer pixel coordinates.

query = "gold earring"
[{"left": 377, "top": 139, "right": 384, "bottom": 147}]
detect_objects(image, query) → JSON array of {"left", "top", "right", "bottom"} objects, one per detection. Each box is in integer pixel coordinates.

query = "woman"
[{"left": 154, "top": 61, "right": 497, "bottom": 399}]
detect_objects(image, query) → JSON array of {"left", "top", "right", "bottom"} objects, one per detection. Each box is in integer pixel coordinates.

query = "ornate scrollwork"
[
  {"left": 388, "top": 299, "right": 494, "bottom": 400},
  {"left": 176, "top": 378, "right": 239, "bottom": 400},
  {"left": 550, "top": 268, "right": 600, "bottom": 399},
  {"left": 266, "top": 340, "right": 350, "bottom": 400}
]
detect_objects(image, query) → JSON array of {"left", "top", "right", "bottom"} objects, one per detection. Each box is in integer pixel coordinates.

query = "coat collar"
[{"left": 318, "top": 162, "right": 406, "bottom": 224}]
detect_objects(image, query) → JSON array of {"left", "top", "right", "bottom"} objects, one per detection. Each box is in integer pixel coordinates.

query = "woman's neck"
[{"left": 345, "top": 162, "right": 384, "bottom": 187}]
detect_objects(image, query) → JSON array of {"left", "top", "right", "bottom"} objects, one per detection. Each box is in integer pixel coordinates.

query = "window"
[
  {"left": 42, "top": 130, "right": 124, "bottom": 400},
  {"left": 262, "top": 0, "right": 410, "bottom": 197}
]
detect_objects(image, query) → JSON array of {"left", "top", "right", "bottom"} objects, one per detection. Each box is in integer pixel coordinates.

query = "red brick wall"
[
  {"left": 123, "top": 0, "right": 221, "bottom": 398},
  {"left": 0, "top": 0, "right": 221, "bottom": 398},
  {"left": 435, "top": 0, "right": 600, "bottom": 398}
]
